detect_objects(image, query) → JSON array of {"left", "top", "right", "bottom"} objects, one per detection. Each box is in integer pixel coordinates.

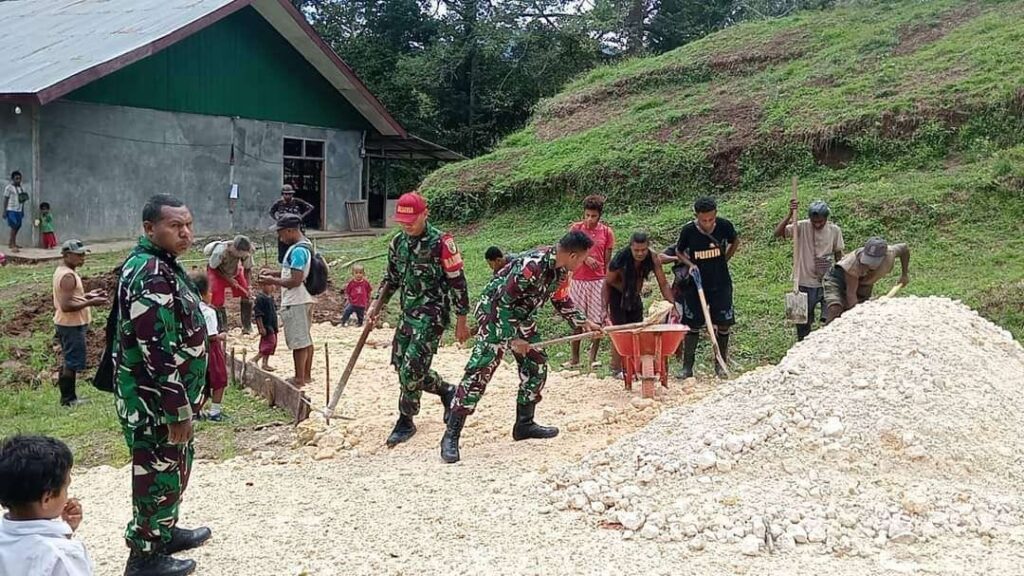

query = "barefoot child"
[
  {"left": 252, "top": 276, "right": 278, "bottom": 371},
  {"left": 0, "top": 435, "right": 93, "bottom": 576},
  {"left": 341, "top": 264, "right": 371, "bottom": 327},
  {"left": 194, "top": 274, "right": 229, "bottom": 422}
]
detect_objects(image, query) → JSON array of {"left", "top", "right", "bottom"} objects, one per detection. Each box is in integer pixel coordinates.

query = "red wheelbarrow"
[{"left": 609, "top": 324, "right": 689, "bottom": 399}]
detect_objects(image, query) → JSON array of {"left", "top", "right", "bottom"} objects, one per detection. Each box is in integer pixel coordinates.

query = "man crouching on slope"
[
  {"left": 441, "top": 231, "right": 603, "bottom": 463},
  {"left": 367, "top": 191, "right": 471, "bottom": 448}
]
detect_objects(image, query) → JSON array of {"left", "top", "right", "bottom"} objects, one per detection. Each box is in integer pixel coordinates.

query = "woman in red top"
[{"left": 567, "top": 195, "right": 615, "bottom": 368}]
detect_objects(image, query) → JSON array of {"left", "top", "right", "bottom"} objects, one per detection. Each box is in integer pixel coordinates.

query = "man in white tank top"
[{"left": 52, "top": 240, "right": 107, "bottom": 407}]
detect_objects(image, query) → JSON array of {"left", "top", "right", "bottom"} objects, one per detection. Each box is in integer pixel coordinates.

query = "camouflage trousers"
[
  {"left": 453, "top": 326, "right": 547, "bottom": 416},
  {"left": 122, "top": 424, "right": 193, "bottom": 553},
  {"left": 391, "top": 314, "right": 449, "bottom": 416}
]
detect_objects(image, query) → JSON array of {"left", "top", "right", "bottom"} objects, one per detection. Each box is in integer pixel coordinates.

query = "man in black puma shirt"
[{"left": 672, "top": 196, "right": 740, "bottom": 378}]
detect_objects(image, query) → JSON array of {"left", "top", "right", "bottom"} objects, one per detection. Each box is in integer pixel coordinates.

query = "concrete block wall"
[
  {"left": 0, "top": 104, "right": 35, "bottom": 242},
  {"left": 37, "top": 100, "right": 362, "bottom": 241}
]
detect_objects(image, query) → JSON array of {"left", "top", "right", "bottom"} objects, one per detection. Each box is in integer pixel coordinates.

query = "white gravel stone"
[
  {"left": 740, "top": 534, "right": 762, "bottom": 556},
  {"left": 687, "top": 536, "right": 706, "bottom": 552},
  {"left": 618, "top": 511, "right": 646, "bottom": 531},
  {"left": 821, "top": 417, "right": 844, "bottom": 438},
  {"left": 787, "top": 523, "right": 808, "bottom": 544},
  {"left": 696, "top": 450, "right": 717, "bottom": 470},
  {"left": 641, "top": 523, "right": 661, "bottom": 539}
]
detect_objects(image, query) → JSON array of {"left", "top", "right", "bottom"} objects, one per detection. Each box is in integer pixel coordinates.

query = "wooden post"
[
  {"left": 241, "top": 349, "right": 248, "bottom": 387},
  {"left": 325, "top": 342, "right": 331, "bottom": 403},
  {"left": 230, "top": 348, "right": 237, "bottom": 385}
]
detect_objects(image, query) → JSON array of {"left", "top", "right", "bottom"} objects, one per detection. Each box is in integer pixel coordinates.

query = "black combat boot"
[
  {"left": 676, "top": 332, "right": 700, "bottom": 379},
  {"left": 386, "top": 414, "right": 416, "bottom": 448},
  {"left": 163, "top": 526, "right": 212, "bottom": 555},
  {"left": 439, "top": 384, "right": 455, "bottom": 425},
  {"left": 511, "top": 403, "right": 559, "bottom": 441},
  {"left": 239, "top": 299, "right": 253, "bottom": 334},
  {"left": 57, "top": 370, "right": 78, "bottom": 407},
  {"left": 714, "top": 332, "right": 730, "bottom": 378},
  {"left": 441, "top": 412, "right": 466, "bottom": 463},
  {"left": 124, "top": 547, "right": 196, "bottom": 576}
]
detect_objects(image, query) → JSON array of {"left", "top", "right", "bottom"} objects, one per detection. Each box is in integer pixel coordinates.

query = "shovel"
[
  {"left": 881, "top": 282, "right": 906, "bottom": 299},
  {"left": 691, "top": 268, "right": 730, "bottom": 377},
  {"left": 784, "top": 176, "right": 809, "bottom": 325},
  {"left": 531, "top": 308, "right": 672, "bottom": 350},
  {"left": 324, "top": 315, "right": 375, "bottom": 420}
]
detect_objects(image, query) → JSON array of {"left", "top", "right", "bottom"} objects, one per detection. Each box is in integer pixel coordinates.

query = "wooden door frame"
[{"left": 282, "top": 136, "right": 327, "bottom": 229}]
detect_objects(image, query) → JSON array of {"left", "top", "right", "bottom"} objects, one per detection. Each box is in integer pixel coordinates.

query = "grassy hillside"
[
  {"left": 358, "top": 0, "right": 1024, "bottom": 371},
  {"left": 422, "top": 0, "right": 1024, "bottom": 219}
]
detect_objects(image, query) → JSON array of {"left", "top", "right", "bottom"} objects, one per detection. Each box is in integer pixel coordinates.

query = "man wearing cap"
[
  {"left": 52, "top": 240, "right": 107, "bottom": 407},
  {"left": 269, "top": 184, "right": 314, "bottom": 263},
  {"left": 260, "top": 214, "right": 316, "bottom": 388},
  {"left": 367, "top": 191, "right": 471, "bottom": 448},
  {"left": 203, "top": 235, "right": 255, "bottom": 333},
  {"left": 824, "top": 237, "right": 910, "bottom": 322},
  {"left": 774, "top": 198, "right": 845, "bottom": 340}
]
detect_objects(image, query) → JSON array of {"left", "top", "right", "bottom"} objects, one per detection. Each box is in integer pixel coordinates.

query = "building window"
[
  {"left": 283, "top": 137, "right": 327, "bottom": 229},
  {"left": 283, "top": 137, "right": 303, "bottom": 157},
  {"left": 284, "top": 137, "right": 325, "bottom": 160}
]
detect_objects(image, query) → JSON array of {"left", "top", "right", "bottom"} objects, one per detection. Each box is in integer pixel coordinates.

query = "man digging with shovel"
[
  {"left": 671, "top": 197, "right": 740, "bottom": 379},
  {"left": 367, "top": 192, "right": 471, "bottom": 448},
  {"left": 441, "top": 231, "right": 603, "bottom": 464},
  {"left": 774, "top": 199, "right": 845, "bottom": 340}
]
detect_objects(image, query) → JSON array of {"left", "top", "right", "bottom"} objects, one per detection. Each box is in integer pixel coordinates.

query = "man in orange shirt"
[{"left": 52, "top": 240, "right": 107, "bottom": 407}]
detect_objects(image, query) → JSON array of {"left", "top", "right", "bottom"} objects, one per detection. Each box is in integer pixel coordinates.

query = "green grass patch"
[
  {"left": 0, "top": 243, "right": 290, "bottom": 467},
  {"left": 0, "top": 383, "right": 283, "bottom": 467}
]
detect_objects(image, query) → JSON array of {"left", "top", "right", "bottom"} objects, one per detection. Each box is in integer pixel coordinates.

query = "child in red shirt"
[{"left": 341, "top": 264, "right": 372, "bottom": 327}]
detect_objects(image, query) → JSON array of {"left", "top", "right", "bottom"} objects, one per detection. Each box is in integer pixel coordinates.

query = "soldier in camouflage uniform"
[
  {"left": 368, "top": 192, "right": 471, "bottom": 447},
  {"left": 441, "top": 231, "right": 603, "bottom": 463},
  {"left": 114, "top": 195, "right": 212, "bottom": 576}
]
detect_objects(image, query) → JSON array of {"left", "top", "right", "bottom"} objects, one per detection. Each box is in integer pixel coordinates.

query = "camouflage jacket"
[
  {"left": 114, "top": 237, "right": 208, "bottom": 428},
  {"left": 476, "top": 247, "right": 587, "bottom": 343},
  {"left": 377, "top": 223, "right": 470, "bottom": 324}
]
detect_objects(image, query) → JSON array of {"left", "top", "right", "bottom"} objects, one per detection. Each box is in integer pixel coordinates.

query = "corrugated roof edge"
[{"left": 0, "top": 0, "right": 406, "bottom": 138}]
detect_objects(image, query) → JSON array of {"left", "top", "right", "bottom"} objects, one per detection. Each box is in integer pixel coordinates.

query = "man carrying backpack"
[{"left": 260, "top": 214, "right": 318, "bottom": 387}]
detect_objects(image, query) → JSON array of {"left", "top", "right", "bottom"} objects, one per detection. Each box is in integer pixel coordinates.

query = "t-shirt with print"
[
  {"left": 3, "top": 184, "right": 24, "bottom": 213},
  {"left": 675, "top": 217, "right": 738, "bottom": 292},
  {"left": 837, "top": 243, "right": 909, "bottom": 286},
  {"left": 569, "top": 221, "right": 615, "bottom": 282},
  {"left": 345, "top": 278, "right": 371, "bottom": 308},
  {"left": 784, "top": 220, "right": 845, "bottom": 287},
  {"left": 281, "top": 241, "right": 314, "bottom": 307}
]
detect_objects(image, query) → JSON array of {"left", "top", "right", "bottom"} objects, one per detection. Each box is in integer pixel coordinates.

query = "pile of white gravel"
[{"left": 544, "top": 296, "right": 1024, "bottom": 557}]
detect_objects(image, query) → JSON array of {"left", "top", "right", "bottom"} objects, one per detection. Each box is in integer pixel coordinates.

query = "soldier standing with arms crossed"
[{"left": 367, "top": 192, "right": 472, "bottom": 447}]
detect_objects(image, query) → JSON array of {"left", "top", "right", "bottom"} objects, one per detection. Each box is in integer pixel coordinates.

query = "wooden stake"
[
  {"left": 325, "top": 342, "right": 331, "bottom": 403},
  {"left": 325, "top": 318, "right": 375, "bottom": 416}
]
